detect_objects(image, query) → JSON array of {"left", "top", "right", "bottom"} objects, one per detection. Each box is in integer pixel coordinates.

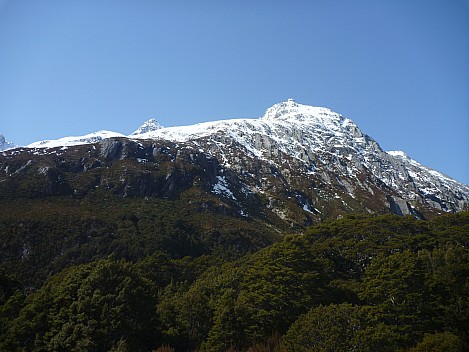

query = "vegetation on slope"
[{"left": 0, "top": 212, "right": 467, "bottom": 351}]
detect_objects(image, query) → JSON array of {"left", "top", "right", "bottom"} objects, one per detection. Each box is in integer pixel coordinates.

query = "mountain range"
[{"left": 1, "top": 99, "right": 468, "bottom": 224}]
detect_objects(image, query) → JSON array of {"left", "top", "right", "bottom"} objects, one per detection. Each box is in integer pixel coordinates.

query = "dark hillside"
[{"left": 1, "top": 213, "right": 467, "bottom": 351}]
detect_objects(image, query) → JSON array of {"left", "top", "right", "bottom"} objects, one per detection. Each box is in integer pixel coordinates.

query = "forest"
[{"left": 1, "top": 210, "right": 468, "bottom": 351}]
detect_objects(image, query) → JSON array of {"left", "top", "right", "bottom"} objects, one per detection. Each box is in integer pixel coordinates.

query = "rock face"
[
  {"left": 2, "top": 100, "right": 468, "bottom": 226},
  {"left": 0, "top": 134, "right": 17, "bottom": 151},
  {"left": 130, "top": 99, "right": 469, "bottom": 216}
]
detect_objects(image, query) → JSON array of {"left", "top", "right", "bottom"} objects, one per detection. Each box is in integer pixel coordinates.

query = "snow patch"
[{"left": 212, "top": 176, "right": 236, "bottom": 200}]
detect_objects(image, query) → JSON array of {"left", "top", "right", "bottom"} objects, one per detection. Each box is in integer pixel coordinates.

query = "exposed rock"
[
  {"left": 386, "top": 195, "right": 412, "bottom": 216},
  {"left": 0, "top": 134, "right": 17, "bottom": 151},
  {"left": 100, "top": 139, "right": 123, "bottom": 160},
  {"left": 1, "top": 100, "right": 468, "bottom": 224}
]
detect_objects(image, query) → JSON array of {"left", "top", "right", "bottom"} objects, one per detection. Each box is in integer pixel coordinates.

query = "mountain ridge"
[{"left": 3, "top": 100, "right": 468, "bottom": 219}]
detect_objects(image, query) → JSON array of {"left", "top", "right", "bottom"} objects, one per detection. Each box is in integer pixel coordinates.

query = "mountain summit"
[
  {"left": 131, "top": 118, "right": 163, "bottom": 135},
  {"left": 3, "top": 100, "right": 468, "bottom": 221},
  {"left": 0, "top": 134, "right": 17, "bottom": 151},
  {"left": 261, "top": 98, "right": 336, "bottom": 121}
]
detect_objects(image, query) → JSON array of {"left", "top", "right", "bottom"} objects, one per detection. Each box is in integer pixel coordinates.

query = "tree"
[
  {"left": 237, "top": 239, "right": 333, "bottom": 342},
  {"left": 409, "top": 331, "right": 464, "bottom": 352},
  {"left": 359, "top": 250, "right": 429, "bottom": 341},
  {"left": 1, "top": 259, "right": 160, "bottom": 351},
  {"left": 421, "top": 244, "right": 469, "bottom": 335},
  {"left": 281, "top": 303, "right": 399, "bottom": 352}
]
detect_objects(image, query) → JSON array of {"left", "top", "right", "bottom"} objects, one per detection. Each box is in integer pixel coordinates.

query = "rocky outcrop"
[{"left": 0, "top": 134, "right": 17, "bottom": 151}]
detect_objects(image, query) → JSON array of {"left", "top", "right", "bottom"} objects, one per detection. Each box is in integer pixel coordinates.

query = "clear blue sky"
[{"left": 1, "top": 0, "right": 468, "bottom": 184}]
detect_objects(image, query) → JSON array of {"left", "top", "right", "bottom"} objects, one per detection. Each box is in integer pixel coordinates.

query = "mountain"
[
  {"left": 0, "top": 134, "right": 17, "bottom": 151},
  {"left": 3, "top": 99, "right": 468, "bottom": 223},
  {"left": 26, "top": 130, "right": 125, "bottom": 148},
  {"left": 1, "top": 100, "right": 468, "bottom": 351},
  {"left": 130, "top": 118, "right": 163, "bottom": 135},
  {"left": 24, "top": 119, "right": 162, "bottom": 148},
  {"left": 1, "top": 98, "right": 468, "bottom": 309},
  {"left": 129, "top": 99, "right": 469, "bottom": 216}
]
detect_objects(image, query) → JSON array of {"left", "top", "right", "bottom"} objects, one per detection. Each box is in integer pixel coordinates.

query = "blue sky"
[{"left": 0, "top": 0, "right": 468, "bottom": 184}]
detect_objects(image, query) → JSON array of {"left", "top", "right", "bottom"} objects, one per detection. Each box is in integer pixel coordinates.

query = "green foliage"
[
  {"left": 281, "top": 304, "right": 400, "bottom": 352},
  {"left": 424, "top": 244, "right": 469, "bottom": 334},
  {"left": 409, "top": 331, "right": 464, "bottom": 352},
  {"left": 0, "top": 212, "right": 468, "bottom": 351},
  {"left": 0, "top": 266, "right": 22, "bottom": 306},
  {"left": 359, "top": 250, "right": 429, "bottom": 340},
  {"left": 158, "top": 261, "right": 244, "bottom": 350},
  {"left": 359, "top": 245, "right": 469, "bottom": 344},
  {"left": 234, "top": 240, "right": 332, "bottom": 342},
  {"left": 1, "top": 259, "right": 159, "bottom": 352},
  {"left": 0, "top": 195, "right": 280, "bottom": 289}
]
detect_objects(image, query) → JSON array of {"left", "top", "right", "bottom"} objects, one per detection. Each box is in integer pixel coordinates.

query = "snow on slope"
[
  {"left": 131, "top": 99, "right": 374, "bottom": 163},
  {"left": 130, "top": 118, "right": 163, "bottom": 135},
  {"left": 387, "top": 150, "right": 455, "bottom": 183},
  {"left": 129, "top": 99, "right": 469, "bottom": 211},
  {"left": 386, "top": 150, "right": 468, "bottom": 210},
  {"left": 27, "top": 130, "right": 125, "bottom": 149},
  {"left": 22, "top": 100, "right": 367, "bottom": 165},
  {"left": 0, "top": 135, "right": 17, "bottom": 151},
  {"left": 20, "top": 99, "right": 468, "bottom": 212}
]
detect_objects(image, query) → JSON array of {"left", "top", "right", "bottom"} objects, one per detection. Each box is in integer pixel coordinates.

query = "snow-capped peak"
[
  {"left": 5, "top": 99, "right": 468, "bottom": 213},
  {"left": 0, "top": 134, "right": 17, "bottom": 151},
  {"left": 261, "top": 98, "right": 300, "bottom": 120},
  {"left": 129, "top": 99, "right": 369, "bottom": 167},
  {"left": 131, "top": 119, "right": 163, "bottom": 136},
  {"left": 27, "top": 130, "right": 125, "bottom": 149},
  {"left": 125, "top": 100, "right": 468, "bottom": 213},
  {"left": 261, "top": 99, "right": 337, "bottom": 122}
]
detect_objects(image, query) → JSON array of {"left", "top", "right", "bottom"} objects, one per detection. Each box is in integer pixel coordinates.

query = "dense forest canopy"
[{"left": 1, "top": 211, "right": 468, "bottom": 351}]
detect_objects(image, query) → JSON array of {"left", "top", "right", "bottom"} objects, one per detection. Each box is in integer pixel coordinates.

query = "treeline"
[{"left": 1, "top": 212, "right": 468, "bottom": 351}]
